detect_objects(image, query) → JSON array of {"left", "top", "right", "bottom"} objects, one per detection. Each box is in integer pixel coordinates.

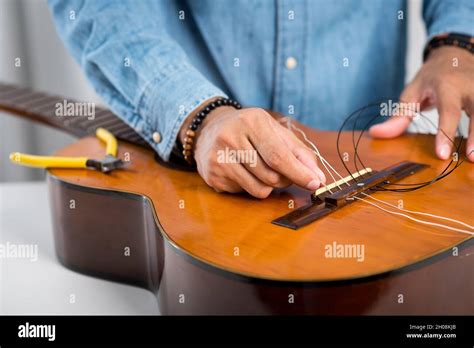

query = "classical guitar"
[{"left": 1, "top": 83, "right": 473, "bottom": 315}]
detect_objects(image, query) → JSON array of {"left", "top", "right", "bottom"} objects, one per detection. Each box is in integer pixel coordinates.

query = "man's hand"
[
  {"left": 370, "top": 46, "right": 474, "bottom": 162},
  {"left": 181, "top": 106, "right": 326, "bottom": 198}
]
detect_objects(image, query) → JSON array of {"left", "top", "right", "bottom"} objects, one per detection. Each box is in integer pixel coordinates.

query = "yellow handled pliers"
[{"left": 9, "top": 128, "right": 127, "bottom": 173}]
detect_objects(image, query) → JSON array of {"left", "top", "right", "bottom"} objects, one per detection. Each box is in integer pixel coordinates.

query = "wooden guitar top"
[{"left": 49, "top": 126, "right": 473, "bottom": 282}]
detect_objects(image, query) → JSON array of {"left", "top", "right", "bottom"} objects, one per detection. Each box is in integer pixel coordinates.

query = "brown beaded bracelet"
[
  {"left": 423, "top": 32, "right": 474, "bottom": 61},
  {"left": 182, "top": 97, "right": 242, "bottom": 165}
]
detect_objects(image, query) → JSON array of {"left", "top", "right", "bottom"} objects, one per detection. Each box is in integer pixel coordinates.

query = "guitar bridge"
[{"left": 272, "top": 161, "right": 429, "bottom": 230}]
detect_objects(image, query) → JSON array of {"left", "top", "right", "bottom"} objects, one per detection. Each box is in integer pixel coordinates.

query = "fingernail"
[
  {"left": 315, "top": 168, "right": 326, "bottom": 184},
  {"left": 438, "top": 144, "right": 451, "bottom": 160},
  {"left": 467, "top": 147, "right": 474, "bottom": 161},
  {"left": 306, "top": 179, "right": 320, "bottom": 190}
]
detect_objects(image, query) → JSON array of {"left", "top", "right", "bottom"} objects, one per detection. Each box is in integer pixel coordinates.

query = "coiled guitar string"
[
  {"left": 282, "top": 117, "right": 474, "bottom": 236},
  {"left": 337, "top": 100, "right": 469, "bottom": 192},
  {"left": 350, "top": 106, "right": 467, "bottom": 192}
]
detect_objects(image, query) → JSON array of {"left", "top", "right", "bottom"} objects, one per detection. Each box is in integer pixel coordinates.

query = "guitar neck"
[{"left": 0, "top": 83, "right": 148, "bottom": 147}]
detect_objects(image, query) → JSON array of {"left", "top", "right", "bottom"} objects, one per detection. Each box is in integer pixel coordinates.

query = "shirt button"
[
  {"left": 152, "top": 131, "right": 161, "bottom": 143},
  {"left": 285, "top": 56, "right": 298, "bottom": 70}
]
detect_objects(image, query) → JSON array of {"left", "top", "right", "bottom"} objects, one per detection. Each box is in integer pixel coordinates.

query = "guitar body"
[
  {"left": 47, "top": 128, "right": 474, "bottom": 315},
  {"left": 1, "top": 83, "right": 472, "bottom": 314}
]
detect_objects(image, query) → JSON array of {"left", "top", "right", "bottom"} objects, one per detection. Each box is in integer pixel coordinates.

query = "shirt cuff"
[
  {"left": 425, "top": 11, "right": 474, "bottom": 40},
  {"left": 136, "top": 63, "right": 227, "bottom": 161}
]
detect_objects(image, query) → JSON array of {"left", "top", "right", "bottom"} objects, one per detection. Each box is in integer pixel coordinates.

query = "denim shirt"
[{"left": 48, "top": 0, "right": 474, "bottom": 161}]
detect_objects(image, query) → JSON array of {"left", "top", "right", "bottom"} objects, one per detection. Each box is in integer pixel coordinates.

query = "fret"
[
  {"left": 94, "top": 108, "right": 112, "bottom": 116},
  {"left": 64, "top": 125, "right": 89, "bottom": 137},
  {"left": 0, "top": 84, "right": 17, "bottom": 94},
  {"left": 62, "top": 117, "right": 94, "bottom": 131},
  {"left": 123, "top": 130, "right": 146, "bottom": 143},
  {"left": 59, "top": 115, "right": 88, "bottom": 134},
  {"left": 114, "top": 127, "right": 137, "bottom": 138},
  {"left": 0, "top": 83, "right": 147, "bottom": 148},
  {"left": 78, "top": 109, "right": 108, "bottom": 121},
  {"left": 62, "top": 112, "right": 118, "bottom": 135},
  {"left": 2, "top": 86, "right": 32, "bottom": 95},
  {"left": 86, "top": 123, "right": 143, "bottom": 144},
  {"left": 82, "top": 114, "right": 119, "bottom": 129},
  {"left": 6, "top": 90, "right": 49, "bottom": 106},
  {"left": 0, "top": 84, "right": 32, "bottom": 97},
  {"left": 120, "top": 135, "right": 147, "bottom": 146},
  {"left": 22, "top": 94, "right": 60, "bottom": 109},
  {"left": 63, "top": 118, "right": 79, "bottom": 128},
  {"left": 75, "top": 109, "right": 113, "bottom": 128},
  {"left": 64, "top": 114, "right": 95, "bottom": 128},
  {"left": 31, "top": 101, "right": 61, "bottom": 117},
  {"left": 0, "top": 83, "right": 22, "bottom": 92},
  {"left": 0, "top": 88, "right": 29, "bottom": 101},
  {"left": 74, "top": 116, "right": 127, "bottom": 136},
  {"left": 60, "top": 116, "right": 85, "bottom": 130},
  {"left": 106, "top": 123, "right": 133, "bottom": 136},
  {"left": 104, "top": 120, "right": 134, "bottom": 133},
  {"left": 29, "top": 97, "right": 63, "bottom": 114}
]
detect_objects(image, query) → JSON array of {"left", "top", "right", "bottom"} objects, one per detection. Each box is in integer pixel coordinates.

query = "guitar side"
[
  {"left": 47, "top": 172, "right": 474, "bottom": 315},
  {"left": 3, "top": 83, "right": 472, "bottom": 314}
]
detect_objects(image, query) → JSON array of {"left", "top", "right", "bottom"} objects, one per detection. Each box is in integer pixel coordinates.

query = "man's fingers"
[
  {"left": 249, "top": 120, "right": 322, "bottom": 191},
  {"left": 435, "top": 86, "right": 462, "bottom": 160},
  {"left": 227, "top": 163, "right": 273, "bottom": 199},
  {"left": 245, "top": 155, "right": 291, "bottom": 188},
  {"left": 206, "top": 174, "right": 243, "bottom": 194},
  {"left": 278, "top": 123, "right": 326, "bottom": 183},
  {"left": 255, "top": 140, "right": 322, "bottom": 190},
  {"left": 369, "top": 114, "right": 412, "bottom": 139},
  {"left": 240, "top": 139, "right": 291, "bottom": 188},
  {"left": 466, "top": 107, "right": 474, "bottom": 162},
  {"left": 369, "top": 81, "right": 421, "bottom": 139},
  {"left": 292, "top": 146, "right": 326, "bottom": 184},
  {"left": 468, "top": 116, "right": 474, "bottom": 162}
]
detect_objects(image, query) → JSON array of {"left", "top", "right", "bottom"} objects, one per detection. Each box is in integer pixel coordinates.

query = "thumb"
[
  {"left": 369, "top": 83, "right": 422, "bottom": 139},
  {"left": 279, "top": 123, "right": 327, "bottom": 183}
]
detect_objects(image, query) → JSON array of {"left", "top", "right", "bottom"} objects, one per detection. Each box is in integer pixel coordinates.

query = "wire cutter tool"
[{"left": 9, "top": 128, "right": 127, "bottom": 173}]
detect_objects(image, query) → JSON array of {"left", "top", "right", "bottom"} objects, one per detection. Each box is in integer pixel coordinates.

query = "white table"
[{"left": 0, "top": 181, "right": 159, "bottom": 315}]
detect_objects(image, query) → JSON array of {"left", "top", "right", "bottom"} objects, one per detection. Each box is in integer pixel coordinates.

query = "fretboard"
[{"left": 0, "top": 82, "right": 148, "bottom": 147}]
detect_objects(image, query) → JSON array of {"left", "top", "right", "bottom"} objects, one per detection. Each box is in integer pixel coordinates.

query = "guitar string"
[
  {"left": 352, "top": 195, "right": 473, "bottom": 235},
  {"left": 284, "top": 119, "right": 474, "bottom": 236},
  {"left": 319, "top": 141, "right": 474, "bottom": 235},
  {"left": 320, "top": 143, "right": 474, "bottom": 235},
  {"left": 358, "top": 110, "right": 460, "bottom": 191},
  {"left": 340, "top": 101, "right": 462, "bottom": 190},
  {"left": 354, "top": 108, "right": 468, "bottom": 191},
  {"left": 283, "top": 118, "right": 344, "bottom": 192},
  {"left": 337, "top": 101, "right": 467, "bottom": 192},
  {"left": 357, "top": 192, "right": 474, "bottom": 230},
  {"left": 351, "top": 108, "right": 464, "bottom": 191}
]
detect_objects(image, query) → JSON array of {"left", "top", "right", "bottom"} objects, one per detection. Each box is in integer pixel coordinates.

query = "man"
[{"left": 48, "top": 0, "right": 474, "bottom": 198}]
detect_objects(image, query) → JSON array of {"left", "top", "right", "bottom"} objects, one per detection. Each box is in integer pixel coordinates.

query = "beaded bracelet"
[
  {"left": 423, "top": 32, "right": 474, "bottom": 61},
  {"left": 182, "top": 97, "right": 242, "bottom": 164}
]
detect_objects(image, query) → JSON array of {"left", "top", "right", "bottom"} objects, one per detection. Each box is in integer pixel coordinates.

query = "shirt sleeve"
[
  {"left": 423, "top": 0, "right": 474, "bottom": 40},
  {"left": 47, "top": 0, "right": 227, "bottom": 160}
]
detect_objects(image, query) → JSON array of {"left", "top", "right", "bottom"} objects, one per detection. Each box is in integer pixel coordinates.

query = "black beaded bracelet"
[
  {"left": 423, "top": 32, "right": 474, "bottom": 61},
  {"left": 182, "top": 97, "right": 242, "bottom": 164}
]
